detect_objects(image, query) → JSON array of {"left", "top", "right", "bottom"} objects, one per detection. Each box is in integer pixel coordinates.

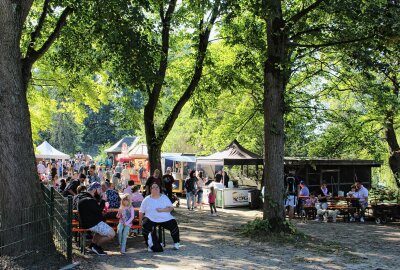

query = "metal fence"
[
  {"left": 0, "top": 184, "right": 72, "bottom": 263},
  {"left": 41, "top": 184, "right": 73, "bottom": 262}
]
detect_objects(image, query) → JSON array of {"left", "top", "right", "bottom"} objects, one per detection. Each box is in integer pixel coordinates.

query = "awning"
[
  {"left": 196, "top": 140, "right": 263, "bottom": 166},
  {"left": 35, "top": 141, "right": 70, "bottom": 160}
]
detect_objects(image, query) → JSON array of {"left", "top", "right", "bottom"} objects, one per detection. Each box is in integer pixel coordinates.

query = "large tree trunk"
[
  {"left": 0, "top": 0, "right": 45, "bottom": 255},
  {"left": 385, "top": 118, "right": 400, "bottom": 188},
  {"left": 262, "top": 0, "right": 287, "bottom": 228},
  {"left": 385, "top": 77, "right": 400, "bottom": 188}
]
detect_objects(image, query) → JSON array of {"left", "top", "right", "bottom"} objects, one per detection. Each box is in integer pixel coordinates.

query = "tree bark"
[
  {"left": 385, "top": 76, "right": 400, "bottom": 188},
  {"left": 262, "top": 0, "right": 288, "bottom": 227},
  {"left": 0, "top": 0, "right": 44, "bottom": 255}
]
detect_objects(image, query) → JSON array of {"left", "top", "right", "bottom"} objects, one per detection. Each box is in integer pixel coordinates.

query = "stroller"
[{"left": 170, "top": 184, "right": 180, "bottom": 207}]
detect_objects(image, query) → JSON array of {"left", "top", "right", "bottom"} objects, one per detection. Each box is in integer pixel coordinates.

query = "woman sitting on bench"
[{"left": 139, "top": 183, "right": 180, "bottom": 251}]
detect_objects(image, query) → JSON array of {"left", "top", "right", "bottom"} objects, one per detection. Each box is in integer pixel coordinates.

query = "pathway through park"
[{"left": 77, "top": 200, "right": 400, "bottom": 270}]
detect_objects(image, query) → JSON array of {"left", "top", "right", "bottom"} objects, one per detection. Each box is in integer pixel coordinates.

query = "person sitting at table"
[
  {"left": 304, "top": 192, "right": 317, "bottom": 207},
  {"left": 131, "top": 185, "right": 144, "bottom": 207},
  {"left": 78, "top": 182, "right": 115, "bottom": 256},
  {"left": 124, "top": 180, "right": 135, "bottom": 197},
  {"left": 316, "top": 182, "right": 331, "bottom": 210},
  {"left": 102, "top": 181, "right": 121, "bottom": 219},
  {"left": 352, "top": 181, "right": 369, "bottom": 223},
  {"left": 139, "top": 183, "right": 181, "bottom": 251}
]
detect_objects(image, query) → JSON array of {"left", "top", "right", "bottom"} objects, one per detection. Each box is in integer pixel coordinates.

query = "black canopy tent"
[
  {"left": 196, "top": 140, "right": 263, "bottom": 181},
  {"left": 196, "top": 140, "right": 263, "bottom": 166}
]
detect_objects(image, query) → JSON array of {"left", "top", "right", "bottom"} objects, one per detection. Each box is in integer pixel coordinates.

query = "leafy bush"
[{"left": 241, "top": 218, "right": 272, "bottom": 237}]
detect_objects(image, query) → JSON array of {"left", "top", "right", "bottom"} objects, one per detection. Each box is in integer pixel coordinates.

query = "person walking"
[{"left": 184, "top": 170, "right": 197, "bottom": 211}]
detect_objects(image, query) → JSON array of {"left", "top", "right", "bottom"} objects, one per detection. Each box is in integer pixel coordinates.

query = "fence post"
[
  {"left": 66, "top": 196, "right": 73, "bottom": 262},
  {"left": 50, "top": 187, "right": 55, "bottom": 230}
]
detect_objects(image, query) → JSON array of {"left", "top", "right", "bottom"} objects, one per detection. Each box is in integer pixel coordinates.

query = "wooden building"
[{"left": 284, "top": 158, "right": 382, "bottom": 194}]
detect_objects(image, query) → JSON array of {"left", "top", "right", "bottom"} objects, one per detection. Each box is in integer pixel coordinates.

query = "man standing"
[
  {"left": 88, "top": 165, "right": 100, "bottom": 184},
  {"left": 353, "top": 181, "right": 369, "bottom": 223},
  {"left": 78, "top": 182, "right": 115, "bottom": 255},
  {"left": 298, "top": 180, "right": 309, "bottom": 216},
  {"left": 121, "top": 164, "right": 130, "bottom": 189},
  {"left": 162, "top": 168, "right": 175, "bottom": 202},
  {"left": 115, "top": 162, "right": 123, "bottom": 174},
  {"left": 284, "top": 176, "right": 297, "bottom": 220}
]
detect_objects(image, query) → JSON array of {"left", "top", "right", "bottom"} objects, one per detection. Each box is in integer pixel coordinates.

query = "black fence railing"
[
  {"left": 0, "top": 184, "right": 72, "bottom": 263},
  {"left": 41, "top": 184, "right": 73, "bottom": 262}
]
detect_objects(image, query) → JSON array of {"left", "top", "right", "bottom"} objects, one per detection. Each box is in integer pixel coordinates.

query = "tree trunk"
[
  {"left": 385, "top": 119, "right": 400, "bottom": 188},
  {"left": 0, "top": 0, "right": 46, "bottom": 255},
  {"left": 262, "top": 0, "right": 287, "bottom": 228},
  {"left": 385, "top": 77, "right": 400, "bottom": 188}
]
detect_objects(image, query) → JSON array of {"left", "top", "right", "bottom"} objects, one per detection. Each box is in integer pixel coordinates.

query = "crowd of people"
[
  {"left": 37, "top": 159, "right": 181, "bottom": 256},
  {"left": 286, "top": 177, "right": 369, "bottom": 223}
]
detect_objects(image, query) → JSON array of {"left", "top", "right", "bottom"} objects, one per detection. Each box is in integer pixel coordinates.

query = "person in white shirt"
[
  {"left": 210, "top": 173, "right": 224, "bottom": 189},
  {"left": 37, "top": 161, "right": 46, "bottom": 175},
  {"left": 352, "top": 181, "right": 369, "bottom": 223},
  {"left": 139, "top": 183, "right": 180, "bottom": 251}
]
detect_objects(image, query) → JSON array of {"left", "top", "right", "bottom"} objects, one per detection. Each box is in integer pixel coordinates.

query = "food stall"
[
  {"left": 196, "top": 140, "right": 263, "bottom": 208},
  {"left": 162, "top": 153, "right": 196, "bottom": 194}
]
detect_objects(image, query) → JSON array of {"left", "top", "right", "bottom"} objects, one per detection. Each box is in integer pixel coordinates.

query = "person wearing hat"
[
  {"left": 298, "top": 180, "right": 310, "bottom": 218},
  {"left": 78, "top": 182, "right": 115, "bottom": 256},
  {"left": 299, "top": 181, "right": 310, "bottom": 197}
]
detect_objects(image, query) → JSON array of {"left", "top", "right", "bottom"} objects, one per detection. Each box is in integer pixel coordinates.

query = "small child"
[
  {"left": 131, "top": 185, "right": 144, "bottom": 208},
  {"left": 116, "top": 194, "right": 135, "bottom": 254},
  {"left": 304, "top": 193, "right": 318, "bottom": 207},
  {"left": 208, "top": 186, "right": 217, "bottom": 216}
]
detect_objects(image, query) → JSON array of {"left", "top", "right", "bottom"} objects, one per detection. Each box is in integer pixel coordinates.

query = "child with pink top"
[
  {"left": 208, "top": 186, "right": 218, "bottom": 216},
  {"left": 116, "top": 194, "right": 135, "bottom": 254}
]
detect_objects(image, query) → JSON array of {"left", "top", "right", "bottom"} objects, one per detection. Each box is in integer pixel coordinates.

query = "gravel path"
[{"left": 76, "top": 199, "right": 400, "bottom": 270}]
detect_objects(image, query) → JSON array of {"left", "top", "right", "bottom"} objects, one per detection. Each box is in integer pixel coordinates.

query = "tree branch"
[
  {"left": 25, "top": 6, "right": 73, "bottom": 64},
  {"left": 26, "top": 0, "right": 50, "bottom": 59},
  {"left": 158, "top": 0, "right": 221, "bottom": 144},
  {"left": 288, "top": 0, "right": 326, "bottom": 23},
  {"left": 288, "top": 36, "right": 374, "bottom": 48}
]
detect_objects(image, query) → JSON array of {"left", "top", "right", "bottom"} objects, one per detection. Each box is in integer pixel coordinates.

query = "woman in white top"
[{"left": 139, "top": 183, "right": 180, "bottom": 251}]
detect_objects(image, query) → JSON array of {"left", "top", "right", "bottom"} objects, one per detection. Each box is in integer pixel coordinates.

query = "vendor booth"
[
  {"left": 105, "top": 136, "right": 139, "bottom": 165},
  {"left": 128, "top": 143, "right": 149, "bottom": 184},
  {"left": 162, "top": 153, "right": 196, "bottom": 193},
  {"left": 196, "top": 140, "right": 263, "bottom": 208},
  {"left": 35, "top": 141, "right": 70, "bottom": 176}
]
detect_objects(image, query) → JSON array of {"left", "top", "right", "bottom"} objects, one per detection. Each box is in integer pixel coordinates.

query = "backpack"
[
  {"left": 148, "top": 228, "right": 163, "bottom": 252},
  {"left": 185, "top": 177, "right": 195, "bottom": 193}
]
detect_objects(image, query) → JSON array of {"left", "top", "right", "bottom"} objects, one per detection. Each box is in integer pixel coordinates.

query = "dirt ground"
[{"left": 73, "top": 199, "right": 400, "bottom": 270}]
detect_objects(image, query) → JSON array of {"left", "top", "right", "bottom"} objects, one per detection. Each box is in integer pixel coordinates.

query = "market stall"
[
  {"left": 162, "top": 153, "right": 196, "bottom": 193},
  {"left": 196, "top": 140, "right": 263, "bottom": 208},
  {"left": 35, "top": 141, "right": 70, "bottom": 176}
]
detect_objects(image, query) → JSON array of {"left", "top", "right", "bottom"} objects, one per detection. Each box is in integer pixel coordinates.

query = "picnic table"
[{"left": 298, "top": 196, "right": 360, "bottom": 221}]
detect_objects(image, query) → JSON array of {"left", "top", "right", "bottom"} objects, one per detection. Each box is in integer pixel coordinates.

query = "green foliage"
[
  {"left": 241, "top": 218, "right": 272, "bottom": 237},
  {"left": 93, "top": 142, "right": 113, "bottom": 163},
  {"left": 369, "top": 187, "right": 400, "bottom": 203},
  {"left": 241, "top": 218, "right": 301, "bottom": 239}
]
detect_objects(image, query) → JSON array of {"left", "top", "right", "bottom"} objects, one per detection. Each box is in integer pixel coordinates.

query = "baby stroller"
[{"left": 170, "top": 184, "right": 180, "bottom": 207}]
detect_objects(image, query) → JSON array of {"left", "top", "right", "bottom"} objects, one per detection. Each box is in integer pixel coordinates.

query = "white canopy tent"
[{"left": 35, "top": 141, "right": 70, "bottom": 176}]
